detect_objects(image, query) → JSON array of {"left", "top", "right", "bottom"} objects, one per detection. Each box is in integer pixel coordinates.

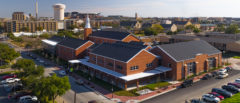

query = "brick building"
[
  {"left": 83, "top": 15, "right": 140, "bottom": 44},
  {"left": 69, "top": 42, "right": 171, "bottom": 90},
  {"left": 150, "top": 40, "right": 222, "bottom": 80},
  {"left": 56, "top": 38, "right": 94, "bottom": 61}
]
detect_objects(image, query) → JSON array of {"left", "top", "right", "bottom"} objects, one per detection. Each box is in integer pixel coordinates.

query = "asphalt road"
[{"left": 141, "top": 70, "right": 240, "bottom": 103}]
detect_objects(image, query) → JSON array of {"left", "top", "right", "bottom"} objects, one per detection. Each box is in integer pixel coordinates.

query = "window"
[
  {"left": 146, "top": 63, "right": 153, "bottom": 68},
  {"left": 92, "top": 57, "right": 96, "bottom": 61},
  {"left": 168, "top": 63, "right": 172, "bottom": 68},
  {"left": 98, "top": 59, "right": 104, "bottom": 64},
  {"left": 130, "top": 66, "right": 139, "bottom": 71},
  {"left": 116, "top": 65, "right": 122, "bottom": 70},
  {"left": 108, "top": 62, "right": 113, "bottom": 67},
  {"left": 187, "top": 62, "right": 196, "bottom": 74}
]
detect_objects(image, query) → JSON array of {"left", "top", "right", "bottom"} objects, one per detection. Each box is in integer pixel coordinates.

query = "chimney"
[{"left": 84, "top": 15, "right": 92, "bottom": 40}]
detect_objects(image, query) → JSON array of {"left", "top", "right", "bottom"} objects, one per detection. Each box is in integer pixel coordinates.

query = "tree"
[
  {"left": 34, "top": 74, "right": 71, "bottom": 103},
  {"left": 0, "top": 43, "right": 20, "bottom": 64},
  {"left": 144, "top": 28, "right": 157, "bottom": 36},
  {"left": 39, "top": 33, "right": 51, "bottom": 39},
  {"left": 152, "top": 24, "right": 164, "bottom": 33},
  {"left": 36, "top": 27, "right": 44, "bottom": 31},
  {"left": 67, "top": 25, "right": 78, "bottom": 30},
  {"left": 12, "top": 59, "right": 35, "bottom": 70},
  {"left": 225, "top": 24, "right": 240, "bottom": 34},
  {"left": 57, "top": 30, "right": 74, "bottom": 38},
  {"left": 215, "top": 24, "right": 225, "bottom": 32},
  {"left": 193, "top": 28, "right": 201, "bottom": 33}
]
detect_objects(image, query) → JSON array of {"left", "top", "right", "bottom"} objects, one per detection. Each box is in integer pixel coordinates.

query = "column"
[
  {"left": 195, "top": 62, "right": 199, "bottom": 75},
  {"left": 215, "top": 57, "right": 218, "bottom": 67},
  {"left": 184, "top": 64, "right": 188, "bottom": 79},
  {"left": 136, "top": 79, "right": 139, "bottom": 88},
  {"left": 124, "top": 82, "right": 128, "bottom": 90},
  {"left": 205, "top": 60, "right": 209, "bottom": 72}
]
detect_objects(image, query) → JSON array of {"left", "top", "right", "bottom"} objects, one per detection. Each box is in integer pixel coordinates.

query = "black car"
[
  {"left": 211, "top": 71, "right": 218, "bottom": 77},
  {"left": 222, "top": 85, "right": 240, "bottom": 94},
  {"left": 181, "top": 79, "right": 193, "bottom": 88},
  {"left": 201, "top": 74, "right": 213, "bottom": 80},
  {"left": 212, "top": 88, "right": 232, "bottom": 98},
  {"left": 190, "top": 99, "right": 205, "bottom": 103},
  {"left": 225, "top": 67, "right": 232, "bottom": 72},
  {"left": 11, "top": 83, "right": 23, "bottom": 92}
]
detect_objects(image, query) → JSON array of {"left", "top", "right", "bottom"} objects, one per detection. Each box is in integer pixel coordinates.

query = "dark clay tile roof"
[
  {"left": 58, "top": 38, "right": 89, "bottom": 49},
  {"left": 91, "top": 42, "right": 144, "bottom": 62},
  {"left": 48, "top": 36, "right": 65, "bottom": 43},
  {"left": 90, "top": 31, "right": 131, "bottom": 40},
  {"left": 158, "top": 40, "right": 221, "bottom": 61}
]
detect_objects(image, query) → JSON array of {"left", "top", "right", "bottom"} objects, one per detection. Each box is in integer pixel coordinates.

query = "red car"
[
  {"left": 2, "top": 74, "right": 17, "bottom": 80},
  {"left": 209, "top": 92, "right": 224, "bottom": 100},
  {"left": 228, "top": 83, "right": 240, "bottom": 88}
]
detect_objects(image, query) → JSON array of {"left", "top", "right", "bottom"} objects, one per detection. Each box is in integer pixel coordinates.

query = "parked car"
[
  {"left": 222, "top": 85, "right": 240, "bottom": 94},
  {"left": 212, "top": 88, "right": 232, "bottom": 98},
  {"left": 181, "top": 79, "right": 193, "bottom": 88},
  {"left": 19, "top": 95, "right": 38, "bottom": 103},
  {"left": 2, "top": 74, "right": 17, "bottom": 80},
  {"left": 225, "top": 66, "right": 232, "bottom": 72},
  {"left": 202, "top": 74, "right": 213, "bottom": 80},
  {"left": 218, "top": 69, "right": 227, "bottom": 74},
  {"left": 1, "top": 78, "right": 20, "bottom": 84},
  {"left": 228, "top": 83, "right": 240, "bottom": 88},
  {"left": 211, "top": 71, "right": 218, "bottom": 77},
  {"left": 202, "top": 94, "right": 220, "bottom": 103},
  {"left": 11, "top": 83, "right": 23, "bottom": 92},
  {"left": 58, "top": 70, "right": 66, "bottom": 76},
  {"left": 208, "top": 92, "right": 224, "bottom": 100},
  {"left": 190, "top": 99, "right": 206, "bottom": 103},
  {"left": 11, "top": 91, "right": 32, "bottom": 99},
  {"left": 88, "top": 100, "right": 97, "bottom": 103},
  {"left": 235, "top": 79, "right": 240, "bottom": 84},
  {"left": 75, "top": 79, "right": 84, "bottom": 85},
  {"left": 218, "top": 72, "right": 228, "bottom": 79}
]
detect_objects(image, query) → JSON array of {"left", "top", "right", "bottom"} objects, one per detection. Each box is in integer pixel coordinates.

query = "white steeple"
[{"left": 85, "top": 15, "right": 91, "bottom": 28}]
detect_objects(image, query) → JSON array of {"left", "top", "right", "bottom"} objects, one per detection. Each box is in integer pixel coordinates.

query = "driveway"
[{"left": 141, "top": 70, "right": 240, "bottom": 103}]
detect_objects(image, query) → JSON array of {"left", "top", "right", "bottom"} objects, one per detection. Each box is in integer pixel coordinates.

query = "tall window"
[
  {"left": 92, "top": 57, "right": 96, "bottom": 62},
  {"left": 130, "top": 66, "right": 139, "bottom": 71},
  {"left": 208, "top": 58, "right": 215, "bottom": 68},
  {"left": 108, "top": 62, "right": 113, "bottom": 67},
  {"left": 116, "top": 65, "right": 122, "bottom": 70},
  {"left": 187, "top": 62, "right": 196, "bottom": 74}
]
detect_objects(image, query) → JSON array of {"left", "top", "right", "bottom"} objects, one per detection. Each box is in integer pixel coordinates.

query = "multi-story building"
[
  {"left": 12, "top": 12, "right": 27, "bottom": 21},
  {"left": 150, "top": 40, "right": 222, "bottom": 80},
  {"left": 4, "top": 20, "right": 58, "bottom": 33}
]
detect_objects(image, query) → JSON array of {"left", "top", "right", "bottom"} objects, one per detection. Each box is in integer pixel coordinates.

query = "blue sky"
[{"left": 1, "top": 0, "right": 240, "bottom": 18}]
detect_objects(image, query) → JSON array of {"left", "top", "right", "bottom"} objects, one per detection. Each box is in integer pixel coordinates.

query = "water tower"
[{"left": 53, "top": 4, "right": 66, "bottom": 20}]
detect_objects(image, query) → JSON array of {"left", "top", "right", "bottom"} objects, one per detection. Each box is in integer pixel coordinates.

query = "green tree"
[
  {"left": 67, "top": 25, "right": 78, "bottom": 30},
  {"left": 193, "top": 28, "right": 201, "bottom": 33},
  {"left": 225, "top": 24, "right": 240, "bottom": 34},
  {"left": 12, "top": 59, "right": 35, "bottom": 70},
  {"left": 0, "top": 43, "right": 20, "bottom": 64},
  {"left": 215, "top": 24, "right": 225, "bottom": 32},
  {"left": 34, "top": 74, "right": 71, "bottom": 103},
  {"left": 57, "top": 30, "right": 74, "bottom": 38},
  {"left": 144, "top": 28, "right": 157, "bottom": 36},
  {"left": 39, "top": 33, "right": 51, "bottom": 39},
  {"left": 152, "top": 24, "right": 164, "bottom": 33}
]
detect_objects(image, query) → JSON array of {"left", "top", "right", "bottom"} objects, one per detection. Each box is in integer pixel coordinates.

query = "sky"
[{"left": 1, "top": 0, "right": 240, "bottom": 18}]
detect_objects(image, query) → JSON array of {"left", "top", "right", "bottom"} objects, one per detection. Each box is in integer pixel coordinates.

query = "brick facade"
[
  {"left": 150, "top": 47, "right": 222, "bottom": 80},
  {"left": 88, "top": 35, "right": 140, "bottom": 44},
  {"left": 57, "top": 41, "right": 94, "bottom": 61}
]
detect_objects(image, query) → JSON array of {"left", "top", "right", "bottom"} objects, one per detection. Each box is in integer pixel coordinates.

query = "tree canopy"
[
  {"left": 0, "top": 43, "right": 20, "bottom": 63},
  {"left": 144, "top": 27, "right": 157, "bottom": 36},
  {"left": 225, "top": 24, "right": 240, "bottom": 34},
  {"left": 215, "top": 24, "right": 225, "bottom": 32}
]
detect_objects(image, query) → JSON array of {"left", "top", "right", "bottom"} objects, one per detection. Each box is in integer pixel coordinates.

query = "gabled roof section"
[
  {"left": 158, "top": 40, "right": 221, "bottom": 62},
  {"left": 161, "top": 24, "right": 174, "bottom": 29},
  {"left": 48, "top": 36, "right": 65, "bottom": 43},
  {"left": 90, "top": 31, "right": 131, "bottom": 40},
  {"left": 58, "top": 38, "right": 89, "bottom": 50},
  {"left": 91, "top": 42, "right": 144, "bottom": 62}
]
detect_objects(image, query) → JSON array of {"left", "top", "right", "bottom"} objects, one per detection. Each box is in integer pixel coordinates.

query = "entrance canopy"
[{"left": 68, "top": 59, "right": 172, "bottom": 82}]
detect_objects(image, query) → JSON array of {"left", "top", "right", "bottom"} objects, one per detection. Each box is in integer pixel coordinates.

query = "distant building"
[
  {"left": 64, "top": 12, "right": 101, "bottom": 19},
  {"left": 12, "top": 12, "right": 27, "bottom": 21},
  {"left": 173, "top": 21, "right": 192, "bottom": 29},
  {"left": 120, "top": 20, "right": 142, "bottom": 29},
  {"left": 53, "top": 4, "right": 66, "bottom": 20},
  {"left": 5, "top": 20, "right": 58, "bottom": 33},
  {"left": 161, "top": 24, "right": 177, "bottom": 32}
]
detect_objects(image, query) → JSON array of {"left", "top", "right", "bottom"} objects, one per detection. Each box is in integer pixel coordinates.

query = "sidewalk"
[{"left": 71, "top": 65, "right": 229, "bottom": 103}]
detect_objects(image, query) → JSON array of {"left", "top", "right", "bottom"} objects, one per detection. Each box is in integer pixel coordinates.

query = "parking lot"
[
  {"left": 0, "top": 76, "right": 18, "bottom": 103},
  {"left": 142, "top": 69, "right": 240, "bottom": 103}
]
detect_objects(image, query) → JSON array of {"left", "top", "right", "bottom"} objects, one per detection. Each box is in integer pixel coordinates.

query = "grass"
[
  {"left": 0, "top": 71, "right": 18, "bottom": 76},
  {"left": 114, "top": 90, "right": 136, "bottom": 96},
  {"left": 221, "top": 92, "right": 240, "bottom": 103},
  {"left": 233, "top": 56, "right": 240, "bottom": 59},
  {"left": 0, "top": 64, "right": 10, "bottom": 69}
]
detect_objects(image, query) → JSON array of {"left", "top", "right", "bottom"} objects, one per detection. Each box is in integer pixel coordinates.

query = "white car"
[
  {"left": 202, "top": 94, "right": 220, "bottom": 103},
  {"left": 218, "top": 69, "right": 227, "bottom": 74},
  {"left": 58, "top": 70, "right": 66, "bottom": 76},
  {"left": 218, "top": 72, "right": 229, "bottom": 79},
  {"left": 1, "top": 78, "right": 20, "bottom": 84},
  {"left": 235, "top": 79, "right": 240, "bottom": 84},
  {"left": 19, "top": 95, "right": 38, "bottom": 103}
]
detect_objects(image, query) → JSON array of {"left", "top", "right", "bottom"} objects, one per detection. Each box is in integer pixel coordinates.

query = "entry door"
[{"left": 182, "top": 67, "right": 185, "bottom": 79}]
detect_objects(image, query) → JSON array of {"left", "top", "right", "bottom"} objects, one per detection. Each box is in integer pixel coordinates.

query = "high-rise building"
[
  {"left": 53, "top": 4, "right": 66, "bottom": 21},
  {"left": 12, "top": 12, "right": 26, "bottom": 21}
]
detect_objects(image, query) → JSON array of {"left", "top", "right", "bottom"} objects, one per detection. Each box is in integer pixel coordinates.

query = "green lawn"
[
  {"left": 233, "top": 56, "right": 240, "bottom": 59},
  {"left": 221, "top": 92, "right": 240, "bottom": 103}
]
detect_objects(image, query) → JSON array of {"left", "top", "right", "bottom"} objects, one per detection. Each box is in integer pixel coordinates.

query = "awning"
[
  {"left": 42, "top": 39, "right": 58, "bottom": 46},
  {"left": 155, "top": 66, "right": 172, "bottom": 72},
  {"left": 69, "top": 58, "right": 171, "bottom": 81}
]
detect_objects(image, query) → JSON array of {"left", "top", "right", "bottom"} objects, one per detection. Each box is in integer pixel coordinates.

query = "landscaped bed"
[{"left": 221, "top": 92, "right": 240, "bottom": 103}]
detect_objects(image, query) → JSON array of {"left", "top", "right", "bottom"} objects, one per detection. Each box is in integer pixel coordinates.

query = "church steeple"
[{"left": 84, "top": 15, "right": 92, "bottom": 40}]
